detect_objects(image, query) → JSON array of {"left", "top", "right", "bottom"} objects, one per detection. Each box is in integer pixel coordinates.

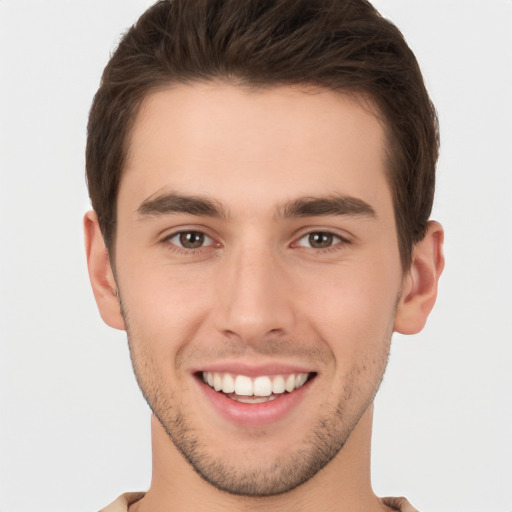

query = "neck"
[{"left": 131, "top": 403, "right": 388, "bottom": 512}]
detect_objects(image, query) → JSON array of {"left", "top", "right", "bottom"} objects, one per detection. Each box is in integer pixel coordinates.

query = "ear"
[
  {"left": 394, "top": 221, "right": 445, "bottom": 334},
  {"left": 84, "top": 210, "right": 126, "bottom": 330}
]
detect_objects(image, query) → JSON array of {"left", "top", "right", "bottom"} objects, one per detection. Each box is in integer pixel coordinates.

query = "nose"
[{"left": 213, "top": 243, "right": 295, "bottom": 345}]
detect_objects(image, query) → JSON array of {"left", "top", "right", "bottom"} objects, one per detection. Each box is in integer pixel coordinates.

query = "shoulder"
[
  {"left": 99, "top": 492, "right": 145, "bottom": 512},
  {"left": 381, "top": 496, "right": 420, "bottom": 512}
]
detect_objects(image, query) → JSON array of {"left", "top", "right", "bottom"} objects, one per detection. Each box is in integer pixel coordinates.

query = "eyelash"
[
  {"left": 161, "top": 229, "right": 351, "bottom": 254},
  {"left": 293, "top": 231, "right": 351, "bottom": 252},
  {"left": 163, "top": 230, "right": 218, "bottom": 254}
]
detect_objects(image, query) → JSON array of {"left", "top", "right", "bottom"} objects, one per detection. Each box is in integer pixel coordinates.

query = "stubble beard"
[{"left": 121, "top": 301, "right": 393, "bottom": 497}]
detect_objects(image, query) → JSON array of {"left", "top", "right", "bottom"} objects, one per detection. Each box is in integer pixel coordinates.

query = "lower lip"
[{"left": 197, "top": 376, "right": 314, "bottom": 427}]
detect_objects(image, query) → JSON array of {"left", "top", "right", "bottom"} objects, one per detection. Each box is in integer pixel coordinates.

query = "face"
[{"left": 113, "top": 83, "right": 404, "bottom": 495}]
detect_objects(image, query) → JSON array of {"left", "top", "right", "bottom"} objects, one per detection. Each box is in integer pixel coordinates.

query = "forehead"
[{"left": 121, "top": 82, "right": 391, "bottom": 215}]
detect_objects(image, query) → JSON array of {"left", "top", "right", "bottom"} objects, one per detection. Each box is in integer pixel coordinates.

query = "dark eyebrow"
[
  {"left": 278, "top": 195, "right": 376, "bottom": 219},
  {"left": 137, "top": 192, "right": 228, "bottom": 219},
  {"left": 137, "top": 192, "right": 375, "bottom": 221}
]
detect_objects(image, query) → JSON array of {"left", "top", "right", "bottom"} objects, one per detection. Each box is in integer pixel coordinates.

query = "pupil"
[
  {"left": 180, "top": 232, "right": 204, "bottom": 248},
  {"left": 309, "top": 232, "right": 332, "bottom": 248}
]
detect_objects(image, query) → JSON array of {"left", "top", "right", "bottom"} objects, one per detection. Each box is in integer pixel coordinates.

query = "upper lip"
[{"left": 191, "top": 361, "right": 316, "bottom": 377}]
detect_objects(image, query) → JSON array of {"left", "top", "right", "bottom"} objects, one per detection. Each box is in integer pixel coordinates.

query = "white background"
[{"left": 1, "top": 1, "right": 511, "bottom": 511}]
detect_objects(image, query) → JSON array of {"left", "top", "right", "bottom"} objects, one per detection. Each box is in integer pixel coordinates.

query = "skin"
[{"left": 85, "top": 83, "right": 444, "bottom": 511}]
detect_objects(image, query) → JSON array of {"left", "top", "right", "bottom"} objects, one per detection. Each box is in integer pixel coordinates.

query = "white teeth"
[
  {"left": 285, "top": 374, "right": 295, "bottom": 392},
  {"left": 231, "top": 395, "right": 277, "bottom": 404},
  {"left": 235, "top": 375, "right": 253, "bottom": 396},
  {"left": 202, "top": 371, "right": 310, "bottom": 397},
  {"left": 295, "top": 373, "right": 308, "bottom": 389},
  {"left": 253, "top": 376, "right": 272, "bottom": 397},
  {"left": 222, "top": 373, "right": 235, "bottom": 393},
  {"left": 272, "top": 375, "right": 285, "bottom": 394},
  {"left": 213, "top": 373, "right": 222, "bottom": 391}
]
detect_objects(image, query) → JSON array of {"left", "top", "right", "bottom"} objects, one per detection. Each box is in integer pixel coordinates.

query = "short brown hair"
[{"left": 86, "top": 0, "right": 439, "bottom": 268}]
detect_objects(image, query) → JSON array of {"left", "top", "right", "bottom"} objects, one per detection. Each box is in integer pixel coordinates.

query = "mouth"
[{"left": 199, "top": 371, "right": 315, "bottom": 404}]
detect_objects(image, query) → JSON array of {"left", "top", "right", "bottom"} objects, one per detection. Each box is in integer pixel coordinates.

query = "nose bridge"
[{"left": 214, "top": 238, "right": 294, "bottom": 342}]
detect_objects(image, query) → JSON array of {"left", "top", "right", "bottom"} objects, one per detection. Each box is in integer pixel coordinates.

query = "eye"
[
  {"left": 166, "top": 231, "right": 215, "bottom": 249},
  {"left": 295, "top": 231, "right": 345, "bottom": 249}
]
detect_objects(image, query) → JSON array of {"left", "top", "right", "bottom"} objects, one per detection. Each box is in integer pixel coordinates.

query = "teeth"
[
  {"left": 231, "top": 395, "right": 277, "bottom": 404},
  {"left": 253, "top": 376, "right": 272, "bottom": 396},
  {"left": 222, "top": 373, "right": 235, "bottom": 393},
  {"left": 202, "top": 371, "right": 310, "bottom": 397},
  {"left": 295, "top": 373, "right": 308, "bottom": 389},
  {"left": 272, "top": 375, "right": 285, "bottom": 394},
  {"left": 213, "top": 373, "right": 222, "bottom": 391},
  {"left": 234, "top": 375, "right": 253, "bottom": 396},
  {"left": 285, "top": 374, "right": 295, "bottom": 392}
]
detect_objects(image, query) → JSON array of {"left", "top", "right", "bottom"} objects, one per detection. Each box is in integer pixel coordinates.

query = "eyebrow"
[
  {"left": 136, "top": 192, "right": 376, "bottom": 220},
  {"left": 278, "top": 195, "right": 376, "bottom": 219},
  {"left": 137, "top": 192, "right": 228, "bottom": 219}
]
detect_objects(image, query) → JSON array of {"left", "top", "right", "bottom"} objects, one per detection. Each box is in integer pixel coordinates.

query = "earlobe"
[
  {"left": 84, "top": 211, "right": 126, "bottom": 331},
  {"left": 394, "top": 221, "right": 445, "bottom": 335}
]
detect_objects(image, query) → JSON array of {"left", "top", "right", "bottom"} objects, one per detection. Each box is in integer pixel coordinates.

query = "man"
[{"left": 84, "top": 0, "right": 444, "bottom": 510}]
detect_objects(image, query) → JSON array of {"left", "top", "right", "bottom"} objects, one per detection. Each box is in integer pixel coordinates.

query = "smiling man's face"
[{"left": 96, "top": 83, "right": 408, "bottom": 495}]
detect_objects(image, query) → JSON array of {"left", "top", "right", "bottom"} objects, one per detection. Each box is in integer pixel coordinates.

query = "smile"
[{"left": 201, "top": 372, "right": 311, "bottom": 403}]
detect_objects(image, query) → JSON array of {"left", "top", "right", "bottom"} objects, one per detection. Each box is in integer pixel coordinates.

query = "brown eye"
[
  {"left": 308, "top": 232, "right": 335, "bottom": 248},
  {"left": 294, "top": 231, "right": 346, "bottom": 250},
  {"left": 166, "top": 231, "right": 215, "bottom": 250},
  {"left": 179, "top": 231, "right": 205, "bottom": 248}
]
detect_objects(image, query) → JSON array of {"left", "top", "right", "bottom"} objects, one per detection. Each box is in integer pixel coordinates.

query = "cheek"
[
  {"left": 296, "top": 260, "right": 401, "bottom": 356},
  {"left": 117, "top": 257, "right": 218, "bottom": 354},
  {"left": 301, "top": 269, "right": 398, "bottom": 405}
]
